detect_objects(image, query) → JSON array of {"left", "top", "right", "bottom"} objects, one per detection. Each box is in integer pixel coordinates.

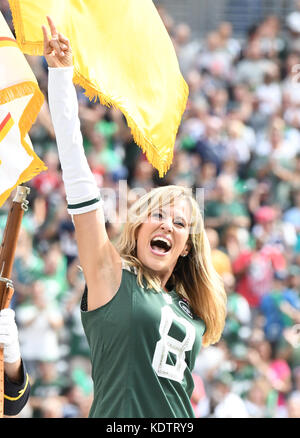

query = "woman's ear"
[{"left": 181, "top": 242, "right": 191, "bottom": 257}]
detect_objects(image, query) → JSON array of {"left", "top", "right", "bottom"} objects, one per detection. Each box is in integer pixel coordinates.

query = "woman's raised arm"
[{"left": 43, "top": 17, "right": 122, "bottom": 310}]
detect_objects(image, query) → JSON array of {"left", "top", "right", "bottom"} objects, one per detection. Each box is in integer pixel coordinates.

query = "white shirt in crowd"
[
  {"left": 214, "top": 392, "right": 250, "bottom": 418},
  {"left": 16, "top": 304, "right": 63, "bottom": 362}
]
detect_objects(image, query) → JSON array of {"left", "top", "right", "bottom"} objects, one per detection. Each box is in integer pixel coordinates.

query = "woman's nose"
[{"left": 160, "top": 217, "right": 173, "bottom": 232}]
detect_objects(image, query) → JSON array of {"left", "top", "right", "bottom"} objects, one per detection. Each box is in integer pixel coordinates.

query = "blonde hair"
[{"left": 116, "top": 185, "right": 227, "bottom": 347}]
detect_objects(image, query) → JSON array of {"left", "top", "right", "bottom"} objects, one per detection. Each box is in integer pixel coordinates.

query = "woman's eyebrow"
[{"left": 154, "top": 205, "right": 189, "bottom": 222}]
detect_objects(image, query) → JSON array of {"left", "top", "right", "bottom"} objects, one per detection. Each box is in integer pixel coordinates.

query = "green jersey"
[{"left": 81, "top": 265, "right": 205, "bottom": 418}]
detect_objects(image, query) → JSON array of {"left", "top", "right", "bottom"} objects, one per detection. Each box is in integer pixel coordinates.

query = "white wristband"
[{"left": 48, "top": 67, "right": 102, "bottom": 215}]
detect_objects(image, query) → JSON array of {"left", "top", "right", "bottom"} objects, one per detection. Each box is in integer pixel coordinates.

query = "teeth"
[{"left": 152, "top": 237, "right": 171, "bottom": 249}]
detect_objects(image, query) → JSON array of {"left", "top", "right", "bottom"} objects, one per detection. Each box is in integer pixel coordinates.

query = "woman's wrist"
[{"left": 4, "top": 358, "right": 22, "bottom": 384}]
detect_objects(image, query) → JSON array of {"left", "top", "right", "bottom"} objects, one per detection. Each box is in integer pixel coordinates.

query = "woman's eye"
[
  {"left": 174, "top": 221, "right": 185, "bottom": 227},
  {"left": 152, "top": 212, "right": 163, "bottom": 219}
]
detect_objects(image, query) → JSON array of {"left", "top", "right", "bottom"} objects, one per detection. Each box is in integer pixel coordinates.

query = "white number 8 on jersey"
[{"left": 152, "top": 306, "right": 196, "bottom": 383}]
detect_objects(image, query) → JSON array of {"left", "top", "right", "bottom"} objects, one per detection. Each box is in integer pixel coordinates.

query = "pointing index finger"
[{"left": 47, "top": 15, "right": 58, "bottom": 39}]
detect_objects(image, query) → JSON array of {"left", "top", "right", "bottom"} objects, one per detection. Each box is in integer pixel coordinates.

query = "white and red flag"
[{"left": 0, "top": 12, "right": 46, "bottom": 207}]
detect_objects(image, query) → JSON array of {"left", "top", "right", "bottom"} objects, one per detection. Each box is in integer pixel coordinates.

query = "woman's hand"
[
  {"left": 42, "top": 16, "right": 73, "bottom": 68},
  {"left": 0, "top": 308, "right": 21, "bottom": 364}
]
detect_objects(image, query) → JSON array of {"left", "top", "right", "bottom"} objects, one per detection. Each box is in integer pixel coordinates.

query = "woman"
[
  {"left": 0, "top": 308, "right": 30, "bottom": 416},
  {"left": 43, "top": 16, "right": 226, "bottom": 418}
]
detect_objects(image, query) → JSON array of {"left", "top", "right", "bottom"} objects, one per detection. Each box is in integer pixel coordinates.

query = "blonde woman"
[{"left": 43, "top": 17, "right": 227, "bottom": 418}]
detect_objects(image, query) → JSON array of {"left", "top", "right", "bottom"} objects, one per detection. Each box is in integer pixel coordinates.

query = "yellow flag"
[
  {"left": 0, "top": 12, "right": 46, "bottom": 207},
  {"left": 8, "top": 0, "right": 189, "bottom": 177}
]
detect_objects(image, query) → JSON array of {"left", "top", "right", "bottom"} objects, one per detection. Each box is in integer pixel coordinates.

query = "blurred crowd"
[{"left": 1, "top": 0, "right": 300, "bottom": 418}]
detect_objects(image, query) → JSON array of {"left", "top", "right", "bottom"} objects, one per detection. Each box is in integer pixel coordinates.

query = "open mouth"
[{"left": 150, "top": 236, "right": 172, "bottom": 255}]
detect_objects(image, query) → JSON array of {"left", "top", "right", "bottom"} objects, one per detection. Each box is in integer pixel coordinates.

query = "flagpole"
[{"left": 0, "top": 185, "right": 30, "bottom": 418}]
